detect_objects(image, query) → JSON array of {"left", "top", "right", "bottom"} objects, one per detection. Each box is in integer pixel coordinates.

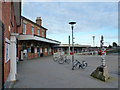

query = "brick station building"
[
  {"left": 0, "top": 0, "right": 21, "bottom": 88},
  {"left": 17, "top": 16, "right": 60, "bottom": 60},
  {"left": 54, "top": 44, "right": 91, "bottom": 54}
]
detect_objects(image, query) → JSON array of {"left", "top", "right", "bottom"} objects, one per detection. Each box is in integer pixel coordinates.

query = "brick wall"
[
  {"left": 19, "top": 17, "right": 47, "bottom": 38},
  {"left": 18, "top": 19, "right": 23, "bottom": 34},
  {"left": 2, "top": 2, "right": 18, "bottom": 83},
  {"left": 34, "top": 26, "right": 37, "bottom": 35},
  {"left": 26, "top": 23, "right": 31, "bottom": 35},
  {"left": 40, "top": 28, "right": 42, "bottom": 37},
  {"left": 2, "top": 2, "right": 11, "bottom": 83}
]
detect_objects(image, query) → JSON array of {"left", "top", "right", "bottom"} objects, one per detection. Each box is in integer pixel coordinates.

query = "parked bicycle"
[
  {"left": 58, "top": 56, "right": 71, "bottom": 64},
  {"left": 53, "top": 56, "right": 58, "bottom": 62},
  {"left": 53, "top": 52, "right": 61, "bottom": 62},
  {"left": 72, "top": 60, "right": 87, "bottom": 70},
  {"left": 53, "top": 54, "right": 64, "bottom": 62}
]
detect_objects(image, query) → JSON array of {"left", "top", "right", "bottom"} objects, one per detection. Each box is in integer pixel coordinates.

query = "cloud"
[
  {"left": 22, "top": 2, "right": 118, "bottom": 30},
  {"left": 22, "top": 0, "right": 119, "bottom": 2},
  {"left": 22, "top": 2, "right": 118, "bottom": 45}
]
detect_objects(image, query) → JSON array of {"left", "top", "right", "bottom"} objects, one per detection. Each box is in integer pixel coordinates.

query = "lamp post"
[
  {"left": 100, "top": 35, "right": 106, "bottom": 66},
  {"left": 92, "top": 35, "right": 95, "bottom": 47},
  {"left": 69, "top": 22, "right": 76, "bottom": 70}
]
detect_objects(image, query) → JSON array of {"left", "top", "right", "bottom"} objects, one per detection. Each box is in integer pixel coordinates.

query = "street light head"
[
  {"left": 69, "top": 22, "right": 76, "bottom": 25},
  {"left": 92, "top": 36, "right": 95, "bottom": 39}
]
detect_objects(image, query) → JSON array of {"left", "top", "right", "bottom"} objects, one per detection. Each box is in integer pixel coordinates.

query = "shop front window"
[{"left": 22, "top": 43, "right": 26, "bottom": 50}]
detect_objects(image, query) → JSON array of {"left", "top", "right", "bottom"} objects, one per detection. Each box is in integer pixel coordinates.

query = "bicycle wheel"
[
  {"left": 66, "top": 59, "right": 71, "bottom": 64},
  {"left": 72, "top": 63, "right": 77, "bottom": 70},
  {"left": 58, "top": 58, "right": 64, "bottom": 64},
  {"left": 53, "top": 57, "right": 58, "bottom": 62},
  {"left": 81, "top": 62, "right": 87, "bottom": 69}
]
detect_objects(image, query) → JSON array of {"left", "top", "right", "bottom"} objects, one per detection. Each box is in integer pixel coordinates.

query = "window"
[
  {"left": 5, "top": 43, "right": 10, "bottom": 63},
  {"left": 37, "top": 46, "right": 39, "bottom": 52},
  {"left": 42, "top": 31, "right": 44, "bottom": 37},
  {"left": 3, "top": 0, "right": 7, "bottom": 2},
  {"left": 31, "top": 26, "right": 34, "bottom": 35},
  {"left": 22, "top": 43, "right": 26, "bottom": 50},
  {"left": 23, "top": 23, "right": 26, "bottom": 34},
  {"left": 37, "top": 29, "right": 39, "bottom": 36},
  {"left": 9, "top": 26, "right": 11, "bottom": 32}
]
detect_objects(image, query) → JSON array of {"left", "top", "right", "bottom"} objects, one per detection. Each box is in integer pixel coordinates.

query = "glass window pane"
[
  {"left": 37, "top": 29, "right": 39, "bottom": 36},
  {"left": 23, "top": 23, "right": 26, "bottom": 34},
  {"left": 42, "top": 31, "right": 44, "bottom": 37},
  {"left": 31, "top": 26, "right": 34, "bottom": 35}
]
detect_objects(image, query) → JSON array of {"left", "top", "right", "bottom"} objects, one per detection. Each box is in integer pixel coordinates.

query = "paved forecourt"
[{"left": 13, "top": 54, "right": 118, "bottom": 88}]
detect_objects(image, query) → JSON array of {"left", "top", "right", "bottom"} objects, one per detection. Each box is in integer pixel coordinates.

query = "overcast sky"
[{"left": 22, "top": 1, "right": 118, "bottom": 47}]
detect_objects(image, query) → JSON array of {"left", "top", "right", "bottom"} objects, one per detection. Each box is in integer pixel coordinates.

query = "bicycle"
[
  {"left": 53, "top": 52, "right": 64, "bottom": 62},
  {"left": 53, "top": 52, "right": 60, "bottom": 62},
  {"left": 72, "top": 60, "right": 87, "bottom": 70},
  {"left": 58, "top": 56, "right": 71, "bottom": 64}
]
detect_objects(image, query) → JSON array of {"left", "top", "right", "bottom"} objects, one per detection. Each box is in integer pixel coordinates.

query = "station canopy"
[{"left": 18, "top": 34, "right": 61, "bottom": 45}]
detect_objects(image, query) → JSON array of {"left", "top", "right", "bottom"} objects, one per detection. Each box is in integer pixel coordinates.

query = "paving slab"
[{"left": 13, "top": 55, "right": 118, "bottom": 88}]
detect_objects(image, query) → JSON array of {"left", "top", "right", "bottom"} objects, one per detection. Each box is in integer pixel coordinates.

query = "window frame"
[
  {"left": 42, "top": 30, "right": 44, "bottom": 37},
  {"left": 37, "top": 29, "right": 39, "bottom": 36},
  {"left": 23, "top": 23, "right": 26, "bottom": 34},
  {"left": 31, "top": 26, "right": 34, "bottom": 35},
  {"left": 5, "top": 38, "right": 10, "bottom": 63}
]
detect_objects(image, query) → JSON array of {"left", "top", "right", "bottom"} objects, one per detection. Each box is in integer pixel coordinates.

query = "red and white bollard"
[{"left": 101, "top": 48, "right": 106, "bottom": 66}]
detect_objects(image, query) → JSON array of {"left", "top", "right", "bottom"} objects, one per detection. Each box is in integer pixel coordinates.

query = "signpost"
[
  {"left": 69, "top": 36, "right": 70, "bottom": 55},
  {"left": 91, "top": 35, "right": 109, "bottom": 81}
]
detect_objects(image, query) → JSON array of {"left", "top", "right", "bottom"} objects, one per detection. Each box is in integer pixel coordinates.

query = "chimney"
[{"left": 36, "top": 17, "right": 42, "bottom": 26}]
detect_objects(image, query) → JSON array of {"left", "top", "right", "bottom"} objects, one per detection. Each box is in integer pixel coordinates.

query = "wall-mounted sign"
[
  {"left": 35, "top": 48, "right": 37, "bottom": 53},
  {"left": 40, "top": 48, "right": 42, "bottom": 53},
  {"left": 23, "top": 50, "right": 27, "bottom": 53},
  {"left": 5, "top": 43, "right": 9, "bottom": 63},
  {"left": 49, "top": 48, "right": 51, "bottom": 52},
  {"left": 31, "top": 44, "right": 33, "bottom": 46},
  {"left": 45, "top": 48, "right": 47, "bottom": 52}
]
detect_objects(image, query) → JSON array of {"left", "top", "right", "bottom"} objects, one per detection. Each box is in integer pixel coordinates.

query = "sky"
[{"left": 22, "top": 1, "right": 118, "bottom": 47}]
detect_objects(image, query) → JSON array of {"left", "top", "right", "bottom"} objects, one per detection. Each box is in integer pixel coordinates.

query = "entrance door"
[
  {"left": 37, "top": 46, "right": 40, "bottom": 57},
  {"left": 31, "top": 46, "right": 34, "bottom": 58}
]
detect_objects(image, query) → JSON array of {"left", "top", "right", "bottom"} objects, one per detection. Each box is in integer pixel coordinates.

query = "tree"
[
  {"left": 108, "top": 45, "right": 112, "bottom": 48},
  {"left": 113, "top": 42, "right": 117, "bottom": 47}
]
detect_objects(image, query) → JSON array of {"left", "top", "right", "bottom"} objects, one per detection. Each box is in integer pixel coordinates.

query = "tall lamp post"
[
  {"left": 92, "top": 35, "right": 95, "bottom": 47},
  {"left": 69, "top": 22, "right": 76, "bottom": 70}
]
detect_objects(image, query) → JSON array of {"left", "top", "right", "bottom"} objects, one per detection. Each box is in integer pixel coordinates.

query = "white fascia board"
[
  {"left": 18, "top": 35, "right": 34, "bottom": 40},
  {"left": 34, "top": 36, "right": 60, "bottom": 44},
  {"left": 18, "top": 35, "right": 60, "bottom": 44}
]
